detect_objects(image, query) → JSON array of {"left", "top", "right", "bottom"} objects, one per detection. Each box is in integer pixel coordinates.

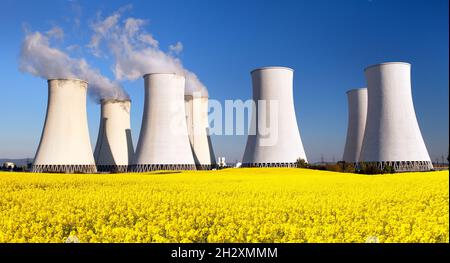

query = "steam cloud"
[
  {"left": 19, "top": 6, "right": 208, "bottom": 101},
  {"left": 19, "top": 27, "right": 129, "bottom": 102},
  {"left": 88, "top": 8, "right": 208, "bottom": 97}
]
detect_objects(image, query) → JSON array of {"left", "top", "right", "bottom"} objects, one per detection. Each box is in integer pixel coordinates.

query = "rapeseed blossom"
[{"left": 0, "top": 168, "right": 447, "bottom": 243}]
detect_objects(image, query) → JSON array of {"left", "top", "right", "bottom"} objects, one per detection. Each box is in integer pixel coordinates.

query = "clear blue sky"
[{"left": 0, "top": 0, "right": 448, "bottom": 163}]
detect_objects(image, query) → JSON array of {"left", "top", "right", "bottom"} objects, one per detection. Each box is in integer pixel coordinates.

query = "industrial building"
[
  {"left": 342, "top": 88, "right": 367, "bottom": 163},
  {"left": 359, "top": 62, "right": 433, "bottom": 171},
  {"left": 32, "top": 79, "right": 97, "bottom": 173},
  {"left": 185, "top": 94, "right": 216, "bottom": 169},
  {"left": 132, "top": 73, "right": 196, "bottom": 172},
  {"left": 94, "top": 99, "right": 134, "bottom": 172},
  {"left": 242, "top": 66, "right": 307, "bottom": 167},
  {"left": 27, "top": 63, "right": 435, "bottom": 174}
]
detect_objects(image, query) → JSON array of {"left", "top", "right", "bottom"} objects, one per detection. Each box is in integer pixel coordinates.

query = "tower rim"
[
  {"left": 100, "top": 98, "right": 132, "bottom": 104},
  {"left": 251, "top": 66, "right": 294, "bottom": 74},
  {"left": 346, "top": 88, "right": 367, "bottom": 94},
  {"left": 364, "top": 62, "right": 411, "bottom": 72},
  {"left": 47, "top": 78, "right": 88, "bottom": 84},
  {"left": 142, "top": 72, "right": 181, "bottom": 78}
]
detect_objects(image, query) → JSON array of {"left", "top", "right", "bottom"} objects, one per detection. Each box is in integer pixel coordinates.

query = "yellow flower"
[{"left": 0, "top": 169, "right": 447, "bottom": 243}]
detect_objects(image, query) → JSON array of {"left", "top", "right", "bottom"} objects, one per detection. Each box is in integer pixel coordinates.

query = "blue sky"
[{"left": 0, "top": 0, "right": 448, "bottom": 163}]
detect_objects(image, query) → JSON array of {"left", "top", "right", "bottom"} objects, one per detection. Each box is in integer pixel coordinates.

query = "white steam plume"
[
  {"left": 19, "top": 28, "right": 129, "bottom": 103},
  {"left": 169, "top": 42, "right": 183, "bottom": 55},
  {"left": 89, "top": 9, "right": 208, "bottom": 97}
]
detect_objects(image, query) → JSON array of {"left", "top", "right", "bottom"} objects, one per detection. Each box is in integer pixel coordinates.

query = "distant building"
[
  {"left": 2, "top": 162, "right": 15, "bottom": 170},
  {"left": 217, "top": 157, "right": 227, "bottom": 168}
]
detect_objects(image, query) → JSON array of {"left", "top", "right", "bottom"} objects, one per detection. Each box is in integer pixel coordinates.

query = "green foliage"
[
  {"left": 358, "top": 163, "right": 395, "bottom": 175},
  {"left": 295, "top": 158, "right": 309, "bottom": 168},
  {"left": 382, "top": 165, "right": 395, "bottom": 174},
  {"left": 336, "top": 161, "right": 357, "bottom": 173},
  {"left": 299, "top": 161, "right": 356, "bottom": 173}
]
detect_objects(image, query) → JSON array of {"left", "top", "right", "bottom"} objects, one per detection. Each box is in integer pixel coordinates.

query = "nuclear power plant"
[
  {"left": 94, "top": 99, "right": 134, "bottom": 172},
  {"left": 342, "top": 88, "right": 367, "bottom": 163},
  {"left": 185, "top": 94, "right": 216, "bottom": 169},
  {"left": 242, "top": 67, "right": 307, "bottom": 167},
  {"left": 28, "top": 63, "right": 435, "bottom": 174},
  {"left": 358, "top": 62, "right": 433, "bottom": 171},
  {"left": 32, "top": 79, "right": 97, "bottom": 173},
  {"left": 131, "top": 73, "right": 197, "bottom": 172}
]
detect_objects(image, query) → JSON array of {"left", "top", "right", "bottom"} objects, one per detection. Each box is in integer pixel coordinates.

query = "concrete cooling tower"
[
  {"left": 359, "top": 62, "right": 433, "bottom": 171},
  {"left": 185, "top": 95, "right": 216, "bottom": 169},
  {"left": 242, "top": 66, "right": 307, "bottom": 167},
  {"left": 32, "top": 79, "right": 96, "bottom": 173},
  {"left": 132, "top": 73, "right": 196, "bottom": 172},
  {"left": 342, "top": 88, "right": 367, "bottom": 163},
  {"left": 94, "top": 99, "right": 134, "bottom": 172}
]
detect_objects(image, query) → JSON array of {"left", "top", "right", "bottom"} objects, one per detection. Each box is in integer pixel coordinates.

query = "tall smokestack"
[
  {"left": 185, "top": 94, "right": 216, "bottom": 169},
  {"left": 342, "top": 88, "right": 367, "bottom": 163},
  {"left": 132, "top": 73, "right": 196, "bottom": 171},
  {"left": 32, "top": 79, "right": 97, "bottom": 173},
  {"left": 242, "top": 66, "right": 307, "bottom": 167},
  {"left": 359, "top": 62, "right": 433, "bottom": 171},
  {"left": 94, "top": 99, "right": 134, "bottom": 172}
]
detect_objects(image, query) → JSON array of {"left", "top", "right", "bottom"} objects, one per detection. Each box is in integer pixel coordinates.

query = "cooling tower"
[
  {"left": 359, "top": 62, "right": 433, "bottom": 171},
  {"left": 32, "top": 79, "right": 96, "bottom": 173},
  {"left": 342, "top": 88, "right": 367, "bottom": 163},
  {"left": 132, "top": 73, "right": 196, "bottom": 172},
  {"left": 242, "top": 66, "right": 307, "bottom": 167},
  {"left": 185, "top": 95, "right": 216, "bottom": 169},
  {"left": 94, "top": 99, "right": 134, "bottom": 172}
]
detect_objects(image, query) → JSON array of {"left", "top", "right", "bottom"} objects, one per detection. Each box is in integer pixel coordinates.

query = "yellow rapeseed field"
[{"left": 0, "top": 168, "right": 448, "bottom": 243}]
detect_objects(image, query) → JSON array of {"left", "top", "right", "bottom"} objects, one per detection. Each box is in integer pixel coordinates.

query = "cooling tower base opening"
[
  {"left": 130, "top": 164, "right": 197, "bottom": 172},
  {"left": 195, "top": 164, "right": 217, "bottom": 170},
  {"left": 241, "top": 162, "right": 298, "bottom": 168},
  {"left": 32, "top": 164, "right": 97, "bottom": 173},
  {"left": 96, "top": 165, "right": 129, "bottom": 173},
  {"left": 358, "top": 161, "right": 434, "bottom": 172}
]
